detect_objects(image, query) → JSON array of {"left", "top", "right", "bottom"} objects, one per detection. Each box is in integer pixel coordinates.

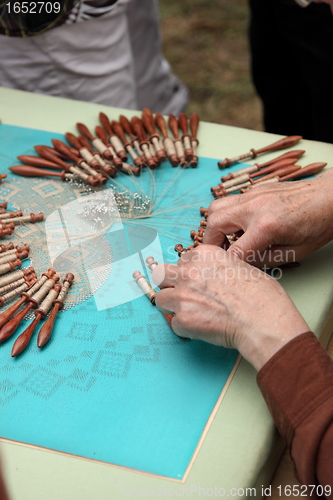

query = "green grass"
[{"left": 159, "top": 0, "right": 263, "bottom": 130}]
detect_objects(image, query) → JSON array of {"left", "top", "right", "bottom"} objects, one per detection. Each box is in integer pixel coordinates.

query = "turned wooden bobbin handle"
[
  {"left": 119, "top": 115, "right": 136, "bottom": 139},
  {"left": 0, "top": 277, "right": 37, "bottom": 308},
  {"left": 91, "top": 134, "right": 114, "bottom": 162},
  {"left": 11, "top": 282, "right": 62, "bottom": 357},
  {"left": 99, "top": 112, "right": 113, "bottom": 136},
  {"left": 52, "top": 139, "right": 80, "bottom": 164},
  {"left": 131, "top": 118, "right": 157, "bottom": 169},
  {"left": 218, "top": 135, "right": 303, "bottom": 169},
  {"left": 0, "top": 258, "right": 22, "bottom": 276},
  {"left": 0, "top": 210, "right": 23, "bottom": 220},
  {"left": 155, "top": 114, "right": 178, "bottom": 167},
  {"left": 174, "top": 244, "right": 189, "bottom": 257},
  {"left": 168, "top": 115, "right": 187, "bottom": 167},
  {"left": 37, "top": 273, "right": 74, "bottom": 348},
  {"left": 253, "top": 164, "right": 302, "bottom": 184},
  {"left": 141, "top": 115, "right": 166, "bottom": 163},
  {"left": 0, "top": 269, "right": 53, "bottom": 330},
  {"left": 168, "top": 115, "right": 180, "bottom": 140},
  {"left": 10, "top": 165, "right": 67, "bottom": 180},
  {"left": 132, "top": 270, "right": 156, "bottom": 304},
  {"left": 280, "top": 162, "right": 327, "bottom": 181},
  {"left": 0, "top": 242, "right": 14, "bottom": 253},
  {"left": 112, "top": 121, "right": 143, "bottom": 168},
  {"left": 178, "top": 113, "right": 193, "bottom": 162},
  {"left": 34, "top": 145, "right": 70, "bottom": 169},
  {"left": 146, "top": 256, "right": 158, "bottom": 271},
  {"left": 65, "top": 132, "right": 82, "bottom": 151},
  {"left": 0, "top": 272, "right": 57, "bottom": 342},
  {"left": 17, "top": 155, "right": 62, "bottom": 170},
  {"left": 76, "top": 122, "right": 94, "bottom": 141}
]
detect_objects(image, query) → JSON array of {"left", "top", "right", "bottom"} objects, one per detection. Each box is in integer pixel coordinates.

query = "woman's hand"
[{"left": 153, "top": 245, "right": 309, "bottom": 371}]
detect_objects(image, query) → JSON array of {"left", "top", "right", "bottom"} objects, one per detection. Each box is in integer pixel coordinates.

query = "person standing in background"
[
  {"left": 249, "top": 0, "right": 333, "bottom": 143},
  {"left": 0, "top": 0, "right": 188, "bottom": 114}
]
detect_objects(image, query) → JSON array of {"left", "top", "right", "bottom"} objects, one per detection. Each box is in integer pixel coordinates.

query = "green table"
[{"left": 0, "top": 87, "right": 332, "bottom": 500}]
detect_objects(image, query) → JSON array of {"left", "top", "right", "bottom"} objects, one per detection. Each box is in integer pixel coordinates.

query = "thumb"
[{"left": 227, "top": 227, "right": 271, "bottom": 264}]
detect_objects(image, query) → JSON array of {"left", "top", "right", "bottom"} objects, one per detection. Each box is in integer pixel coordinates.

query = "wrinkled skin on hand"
[
  {"left": 203, "top": 169, "right": 333, "bottom": 267},
  {"left": 153, "top": 245, "right": 309, "bottom": 371}
]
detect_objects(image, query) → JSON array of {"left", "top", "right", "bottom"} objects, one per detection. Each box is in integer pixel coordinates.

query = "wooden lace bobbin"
[
  {"left": 0, "top": 272, "right": 59, "bottom": 343},
  {"left": 145, "top": 256, "right": 158, "bottom": 272},
  {"left": 212, "top": 157, "right": 300, "bottom": 193},
  {"left": 0, "top": 202, "right": 8, "bottom": 210},
  {"left": 154, "top": 113, "right": 178, "bottom": 167},
  {"left": 34, "top": 145, "right": 89, "bottom": 184},
  {"left": 252, "top": 164, "right": 302, "bottom": 184},
  {"left": 0, "top": 250, "right": 29, "bottom": 266},
  {"left": 65, "top": 132, "right": 101, "bottom": 172},
  {"left": 0, "top": 223, "right": 14, "bottom": 232},
  {"left": 220, "top": 150, "right": 305, "bottom": 182},
  {"left": 0, "top": 273, "right": 36, "bottom": 297},
  {"left": 199, "top": 207, "right": 209, "bottom": 219},
  {"left": 141, "top": 110, "right": 167, "bottom": 163},
  {"left": 0, "top": 259, "right": 22, "bottom": 277},
  {"left": 0, "top": 242, "right": 14, "bottom": 253},
  {"left": 0, "top": 227, "right": 13, "bottom": 238},
  {"left": 189, "top": 113, "right": 199, "bottom": 168},
  {"left": 52, "top": 141, "right": 101, "bottom": 186},
  {"left": 1, "top": 212, "right": 44, "bottom": 226},
  {"left": 17, "top": 155, "right": 64, "bottom": 171},
  {"left": 37, "top": 273, "right": 74, "bottom": 348},
  {"left": 75, "top": 136, "right": 108, "bottom": 184},
  {"left": 0, "top": 244, "right": 29, "bottom": 257},
  {"left": 0, "top": 266, "right": 33, "bottom": 289},
  {"left": 9, "top": 165, "right": 78, "bottom": 184},
  {"left": 131, "top": 116, "right": 159, "bottom": 166},
  {"left": 279, "top": 162, "right": 327, "bottom": 181},
  {"left": 119, "top": 115, "right": 145, "bottom": 161},
  {"left": 0, "top": 210, "right": 23, "bottom": 220},
  {"left": 132, "top": 271, "right": 156, "bottom": 304},
  {"left": 178, "top": 113, "right": 193, "bottom": 162},
  {"left": 130, "top": 118, "right": 157, "bottom": 169},
  {"left": 0, "top": 222, "right": 14, "bottom": 233},
  {"left": 174, "top": 244, "right": 189, "bottom": 257},
  {"left": 200, "top": 220, "right": 207, "bottom": 228},
  {"left": 0, "top": 276, "right": 37, "bottom": 308},
  {"left": 245, "top": 162, "right": 328, "bottom": 192},
  {"left": 99, "top": 113, "right": 128, "bottom": 162},
  {"left": 168, "top": 115, "right": 187, "bottom": 167},
  {"left": 11, "top": 283, "right": 62, "bottom": 357},
  {"left": 4, "top": 244, "right": 30, "bottom": 256},
  {"left": 0, "top": 268, "right": 55, "bottom": 330},
  {"left": 111, "top": 121, "right": 144, "bottom": 169},
  {"left": 0, "top": 174, "right": 6, "bottom": 184},
  {"left": 217, "top": 135, "right": 303, "bottom": 169},
  {"left": 35, "top": 144, "right": 79, "bottom": 161},
  {"left": 94, "top": 126, "right": 120, "bottom": 176},
  {"left": 94, "top": 126, "right": 140, "bottom": 176},
  {"left": 51, "top": 140, "right": 100, "bottom": 187},
  {"left": 76, "top": 122, "right": 114, "bottom": 162},
  {"left": 148, "top": 142, "right": 159, "bottom": 162},
  {"left": 142, "top": 108, "right": 165, "bottom": 152},
  {"left": 94, "top": 126, "right": 140, "bottom": 175},
  {"left": 34, "top": 143, "right": 101, "bottom": 182},
  {"left": 214, "top": 164, "right": 302, "bottom": 197},
  {"left": 144, "top": 257, "right": 175, "bottom": 329}
]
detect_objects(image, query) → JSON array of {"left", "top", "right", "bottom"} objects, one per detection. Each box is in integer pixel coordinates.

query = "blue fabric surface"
[{"left": 0, "top": 124, "right": 239, "bottom": 479}]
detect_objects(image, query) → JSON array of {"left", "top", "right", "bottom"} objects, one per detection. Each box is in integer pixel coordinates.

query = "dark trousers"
[{"left": 249, "top": 0, "right": 333, "bottom": 143}]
